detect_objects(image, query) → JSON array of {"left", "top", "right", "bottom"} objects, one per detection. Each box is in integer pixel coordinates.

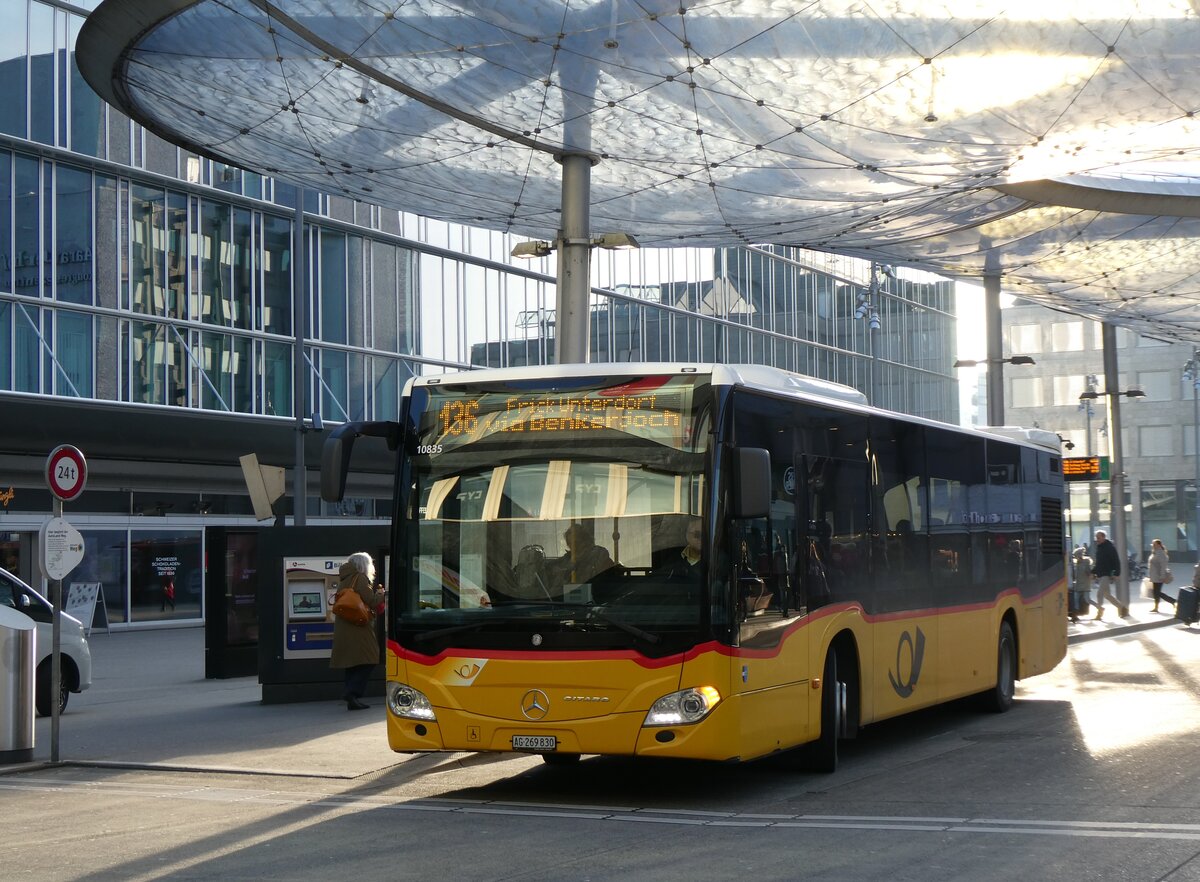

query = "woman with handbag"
[
  {"left": 1147, "top": 538, "right": 1174, "bottom": 613},
  {"left": 330, "top": 552, "right": 384, "bottom": 710}
]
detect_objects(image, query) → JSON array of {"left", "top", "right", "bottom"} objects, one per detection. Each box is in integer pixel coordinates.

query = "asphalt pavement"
[{"left": 0, "top": 584, "right": 1184, "bottom": 780}]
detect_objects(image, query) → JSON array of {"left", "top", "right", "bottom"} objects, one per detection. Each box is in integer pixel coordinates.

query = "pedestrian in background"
[
  {"left": 1147, "top": 538, "right": 1174, "bottom": 613},
  {"left": 330, "top": 551, "right": 384, "bottom": 711},
  {"left": 1091, "top": 530, "right": 1125, "bottom": 619},
  {"left": 1070, "top": 546, "right": 1093, "bottom": 623}
]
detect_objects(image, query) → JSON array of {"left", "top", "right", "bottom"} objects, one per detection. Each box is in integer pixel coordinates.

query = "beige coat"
[{"left": 329, "top": 569, "right": 383, "bottom": 669}]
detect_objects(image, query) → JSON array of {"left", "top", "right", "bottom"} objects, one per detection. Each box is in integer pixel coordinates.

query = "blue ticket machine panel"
[{"left": 282, "top": 556, "right": 342, "bottom": 659}]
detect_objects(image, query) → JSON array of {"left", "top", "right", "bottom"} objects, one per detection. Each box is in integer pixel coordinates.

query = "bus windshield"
[{"left": 398, "top": 373, "right": 712, "bottom": 652}]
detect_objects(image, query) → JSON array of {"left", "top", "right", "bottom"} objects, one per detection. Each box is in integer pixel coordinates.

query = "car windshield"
[{"left": 397, "top": 374, "right": 712, "bottom": 650}]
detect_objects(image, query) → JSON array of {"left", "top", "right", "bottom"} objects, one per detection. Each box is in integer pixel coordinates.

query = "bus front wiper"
[{"left": 558, "top": 605, "right": 660, "bottom": 645}]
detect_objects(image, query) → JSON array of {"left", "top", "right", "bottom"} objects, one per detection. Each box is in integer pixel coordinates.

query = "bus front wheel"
[
  {"left": 804, "top": 651, "right": 845, "bottom": 773},
  {"left": 979, "top": 621, "right": 1016, "bottom": 713}
]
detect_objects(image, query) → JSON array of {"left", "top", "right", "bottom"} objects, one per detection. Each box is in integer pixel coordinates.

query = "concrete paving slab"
[{"left": 12, "top": 627, "right": 418, "bottom": 779}]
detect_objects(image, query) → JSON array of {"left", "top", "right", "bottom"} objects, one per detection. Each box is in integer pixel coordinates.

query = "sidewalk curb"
[{"left": 1069, "top": 616, "right": 1185, "bottom": 645}]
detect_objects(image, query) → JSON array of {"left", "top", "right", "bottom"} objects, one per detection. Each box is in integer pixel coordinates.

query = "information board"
[
  {"left": 1063, "top": 455, "right": 1110, "bottom": 482},
  {"left": 65, "top": 581, "right": 108, "bottom": 634}
]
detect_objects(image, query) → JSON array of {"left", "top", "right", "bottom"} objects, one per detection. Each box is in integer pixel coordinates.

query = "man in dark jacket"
[{"left": 1091, "top": 530, "right": 1126, "bottom": 619}]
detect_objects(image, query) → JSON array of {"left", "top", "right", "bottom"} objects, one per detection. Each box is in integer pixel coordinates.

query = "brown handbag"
[{"left": 331, "top": 587, "right": 370, "bottom": 625}]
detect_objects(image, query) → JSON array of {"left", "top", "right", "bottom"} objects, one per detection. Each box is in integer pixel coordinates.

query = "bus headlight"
[
  {"left": 387, "top": 682, "right": 436, "bottom": 720},
  {"left": 643, "top": 685, "right": 721, "bottom": 727}
]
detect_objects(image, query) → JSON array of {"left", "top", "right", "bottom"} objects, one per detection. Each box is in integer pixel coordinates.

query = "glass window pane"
[
  {"left": 15, "top": 155, "right": 40, "bottom": 295},
  {"left": 130, "top": 184, "right": 167, "bottom": 314},
  {"left": 129, "top": 530, "right": 202, "bottom": 623},
  {"left": 1052, "top": 374, "right": 1085, "bottom": 406},
  {"left": 0, "top": 301, "right": 9, "bottom": 389},
  {"left": 68, "top": 15, "right": 103, "bottom": 157},
  {"left": 197, "top": 199, "right": 232, "bottom": 325},
  {"left": 14, "top": 303, "right": 39, "bottom": 392},
  {"left": 130, "top": 319, "right": 181, "bottom": 405},
  {"left": 1011, "top": 376, "right": 1043, "bottom": 408},
  {"left": 261, "top": 213, "right": 292, "bottom": 335},
  {"left": 264, "top": 340, "right": 292, "bottom": 417},
  {"left": 0, "top": 150, "right": 10, "bottom": 293},
  {"left": 0, "top": 3, "right": 27, "bottom": 138},
  {"left": 1050, "top": 322, "right": 1084, "bottom": 351},
  {"left": 55, "top": 164, "right": 92, "bottom": 304},
  {"left": 29, "top": 2, "right": 54, "bottom": 145},
  {"left": 95, "top": 173, "right": 118, "bottom": 309},
  {"left": 1009, "top": 324, "right": 1040, "bottom": 354},
  {"left": 55, "top": 309, "right": 92, "bottom": 397},
  {"left": 1137, "top": 370, "right": 1173, "bottom": 401},
  {"left": 1138, "top": 426, "right": 1172, "bottom": 457},
  {"left": 232, "top": 207, "right": 252, "bottom": 329},
  {"left": 319, "top": 230, "right": 347, "bottom": 343},
  {"left": 79, "top": 529, "right": 128, "bottom": 625}
]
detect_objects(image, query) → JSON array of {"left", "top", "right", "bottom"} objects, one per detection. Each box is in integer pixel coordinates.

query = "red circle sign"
[{"left": 46, "top": 445, "right": 87, "bottom": 502}]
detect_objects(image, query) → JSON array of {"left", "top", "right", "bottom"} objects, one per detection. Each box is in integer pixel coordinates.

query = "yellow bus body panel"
[{"left": 384, "top": 578, "right": 1066, "bottom": 762}]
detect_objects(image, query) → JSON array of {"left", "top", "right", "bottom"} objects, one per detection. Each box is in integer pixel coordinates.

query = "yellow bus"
[{"left": 322, "top": 363, "right": 1067, "bottom": 770}]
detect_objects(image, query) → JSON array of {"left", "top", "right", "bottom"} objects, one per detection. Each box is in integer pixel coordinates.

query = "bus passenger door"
[{"left": 727, "top": 395, "right": 808, "bottom": 757}]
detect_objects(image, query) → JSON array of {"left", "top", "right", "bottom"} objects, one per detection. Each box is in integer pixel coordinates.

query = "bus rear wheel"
[
  {"left": 979, "top": 621, "right": 1016, "bottom": 713},
  {"left": 803, "top": 651, "right": 845, "bottom": 773}
]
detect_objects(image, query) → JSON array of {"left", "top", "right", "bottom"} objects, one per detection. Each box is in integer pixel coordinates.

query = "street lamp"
[
  {"left": 1077, "top": 389, "right": 1145, "bottom": 402},
  {"left": 951, "top": 355, "right": 1036, "bottom": 368},
  {"left": 1184, "top": 352, "right": 1200, "bottom": 560},
  {"left": 1078, "top": 373, "right": 1099, "bottom": 544},
  {"left": 1079, "top": 383, "right": 1145, "bottom": 614},
  {"left": 855, "top": 263, "right": 890, "bottom": 405}
]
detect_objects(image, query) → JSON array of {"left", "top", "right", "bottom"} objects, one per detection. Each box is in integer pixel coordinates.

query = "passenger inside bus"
[
  {"left": 653, "top": 516, "right": 703, "bottom": 583},
  {"left": 547, "top": 523, "right": 616, "bottom": 588}
]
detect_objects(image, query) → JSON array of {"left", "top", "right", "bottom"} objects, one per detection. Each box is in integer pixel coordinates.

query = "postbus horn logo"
[{"left": 888, "top": 627, "right": 926, "bottom": 699}]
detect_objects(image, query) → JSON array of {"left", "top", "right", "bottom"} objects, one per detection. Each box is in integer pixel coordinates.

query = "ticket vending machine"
[{"left": 282, "top": 556, "right": 343, "bottom": 659}]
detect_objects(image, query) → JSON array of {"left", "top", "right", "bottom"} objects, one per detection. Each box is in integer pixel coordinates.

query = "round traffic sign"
[{"left": 46, "top": 445, "right": 87, "bottom": 502}]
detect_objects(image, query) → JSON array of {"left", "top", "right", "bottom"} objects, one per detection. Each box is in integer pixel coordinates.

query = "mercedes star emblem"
[{"left": 521, "top": 689, "right": 550, "bottom": 720}]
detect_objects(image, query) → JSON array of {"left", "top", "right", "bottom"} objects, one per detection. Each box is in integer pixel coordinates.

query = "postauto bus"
[{"left": 321, "top": 363, "right": 1067, "bottom": 770}]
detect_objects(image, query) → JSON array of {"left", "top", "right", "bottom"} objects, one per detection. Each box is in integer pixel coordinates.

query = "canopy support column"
[{"left": 555, "top": 154, "right": 592, "bottom": 365}]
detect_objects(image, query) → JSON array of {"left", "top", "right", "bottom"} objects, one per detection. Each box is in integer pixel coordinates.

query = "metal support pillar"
[
  {"left": 984, "top": 274, "right": 1004, "bottom": 426},
  {"left": 1102, "top": 324, "right": 1129, "bottom": 610},
  {"left": 1192, "top": 352, "right": 1200, "bottom": 559},
  {"left": 292, "top": 191, "right": 308, "bottom": 526},
  {"left": 555, "top": 154, "right": 592, "bottom": 365}
]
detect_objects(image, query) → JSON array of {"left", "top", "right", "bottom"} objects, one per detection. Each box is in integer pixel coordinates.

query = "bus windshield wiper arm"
[{"left": 585, "top": 608, "right": 660, "bottom": 644}]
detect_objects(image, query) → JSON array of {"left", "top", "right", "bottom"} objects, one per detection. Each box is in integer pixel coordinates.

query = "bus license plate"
[{"left": 512, "top": 735, "right": 557, "bottom": 752}]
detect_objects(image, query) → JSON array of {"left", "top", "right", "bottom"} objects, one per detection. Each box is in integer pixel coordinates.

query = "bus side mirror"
[
  {"left": 320, "top": 420, "right": 401, "bottom": 503},
  {"left": 732, "top": 447, "right": 771, "bottom": 519}
]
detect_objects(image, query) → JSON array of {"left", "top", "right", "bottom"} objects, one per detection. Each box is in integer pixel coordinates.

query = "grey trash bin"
[{"left": 0, "top": 605, "right": 35, "bottom": 763}]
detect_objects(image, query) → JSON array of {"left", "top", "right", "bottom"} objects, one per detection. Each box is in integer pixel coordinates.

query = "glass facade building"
[{"left": 0, "top": 0, "right": 958, "bottom": 628}]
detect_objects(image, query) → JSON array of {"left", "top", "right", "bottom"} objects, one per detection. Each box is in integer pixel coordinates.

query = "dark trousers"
[
  {"left": 342, "top": 663, "right": 374, "bottom": 700},
  {"left": 1153, "top": 582, "right": 1175, "bottom": 606}
]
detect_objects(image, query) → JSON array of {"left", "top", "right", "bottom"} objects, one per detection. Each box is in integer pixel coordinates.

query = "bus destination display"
[{"left": 423, "top": 377, "right": 698, "bottom": 452}]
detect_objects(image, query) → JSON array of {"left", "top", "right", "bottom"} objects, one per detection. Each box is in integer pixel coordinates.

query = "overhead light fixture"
[
  {"left": 592, "top": 232, "right": 640, "bottom": 250},
  {"left": 1079, "top": 388, "right": 1144, "bottom": 401},
  {"left": 510, "top": 240, "right": 554, "bottom": 259},
  {"left": 952, "top": 355, "right": 1036, "bottom": 368}
]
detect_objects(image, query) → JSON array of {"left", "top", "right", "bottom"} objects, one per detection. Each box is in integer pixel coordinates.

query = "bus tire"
[
  {"left": 980, "top": 621, "right": 1016, "bottom": 713},
  {"left": 541, "top": 752, "right": 581, "bottom": 765},
  {"left": 804, "top": 651, "right": 844, "bottom": 773}
]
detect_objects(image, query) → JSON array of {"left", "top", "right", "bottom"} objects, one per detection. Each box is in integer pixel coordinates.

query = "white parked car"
[{"left": 0, "top": 568, "right": 93, "bottom": 716}]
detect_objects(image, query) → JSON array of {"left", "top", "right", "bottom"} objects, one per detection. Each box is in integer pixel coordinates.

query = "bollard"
[{"left": 0, "top": 606, "right": 35, "bottom": 763}]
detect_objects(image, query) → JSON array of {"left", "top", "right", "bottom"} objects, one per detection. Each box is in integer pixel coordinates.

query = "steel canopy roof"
[{"left": 79, "top": 0, "right": 1200, "bottom": 342}]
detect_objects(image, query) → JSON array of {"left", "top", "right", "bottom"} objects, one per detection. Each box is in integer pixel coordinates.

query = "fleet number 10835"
[{"left": 417, "top": 444, "right": 443, "bottom": 455}]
